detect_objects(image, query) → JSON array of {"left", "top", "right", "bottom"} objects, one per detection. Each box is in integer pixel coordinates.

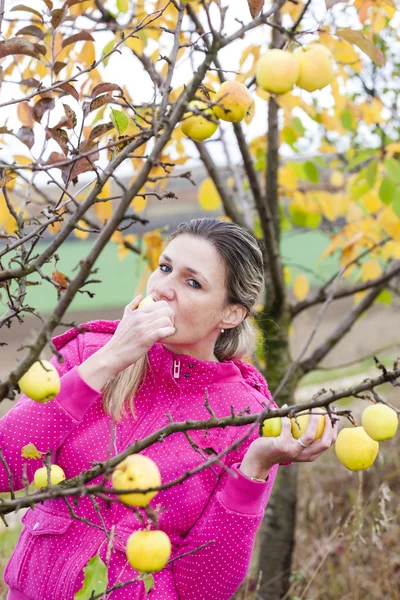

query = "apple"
[
  {"left": 213, "top": 81, "right": 253, "bottom": 123},
  {"left": 335, "top": 426, "right": 379, "bottom": 471},
  {"left": 262, "top": 417, "right": 282, "bottom": 437},
  {"left": 255, "top": 49, "right": 300, "bottom": 95},
  {"left": 138, "top": 295, "right": 156, "bottom": 309},
  {"left": 181, "top": 100, "right": 219, "bottom": 142},
  {"left": 18, "top": 360, "right": 61, "bottom": 403},
  {"left": 290, "top": 413, "right": 325, "bottom": 440},
  {"left": 361, "top": 403, "right": 399, "bottom": 441},
  {"left": 126, "top": 529, "right": 172, "bottom": 573},
  {"left": 295, "top": 44, "right": 334, "bottom": 92},
  {"left": 34, "top": 464, "right": 66, "bottom": 488},
  {"left": 111, "top": 454, "right": 161, "bottom": 507}
]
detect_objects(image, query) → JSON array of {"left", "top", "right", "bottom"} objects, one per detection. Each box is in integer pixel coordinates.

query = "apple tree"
[{"left": 0, "top": 1, "right": 400, "bottom": 599}]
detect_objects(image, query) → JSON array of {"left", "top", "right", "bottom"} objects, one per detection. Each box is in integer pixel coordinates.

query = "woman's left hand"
[{"left": 240, "top": 410, "right": 339, "bottom": 480}]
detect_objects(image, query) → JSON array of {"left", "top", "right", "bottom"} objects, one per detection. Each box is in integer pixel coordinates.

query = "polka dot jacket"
[{"left": 2, "top": 319, "right": 287, "bottom": 600}]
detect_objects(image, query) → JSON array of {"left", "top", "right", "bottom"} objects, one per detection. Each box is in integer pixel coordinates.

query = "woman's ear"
[{"left": 221, "top": 304, "right": 247, "bottom": 330}]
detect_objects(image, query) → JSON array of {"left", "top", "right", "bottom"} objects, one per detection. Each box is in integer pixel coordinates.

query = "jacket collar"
[{"left": 149, "top": 343, "right": 244, "bottom": 386}]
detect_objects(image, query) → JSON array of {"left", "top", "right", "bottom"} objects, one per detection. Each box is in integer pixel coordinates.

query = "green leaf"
[
  {"left": 289, "top": 205, "right": 322, "bottom": 228},
  {"left": 341, "top": 108, "right": 353, "bottom": 131},
  {"left": 304, "top": 161, "right": 320, "bottom": 184},
  {"left": 376, "top": 289, "right": 392, "bottom": 305},
  {"left": 74, "top": 556, "right": 108, "bottom": 600},
  {"left": 282, "top": 126, "right": 297, "bottom": 148},
  {"left": 379, "top": 177, "right": 397, "bottom": 205},
  {"left": 365, "top": 160, "right": 378, "bottom": 187},
  {"left": 143, "top": 574, "right": 155, "bottom": 594},
  {"left": 393, "top": 192, "right": 400, "bottom": 218},
  {"left": 292, "top": 117, "right": 305, "bottom": 136},
  {"left": 102, "top": 40, "right": 115, "bottom": 67},
  {"left": 110, "top": 108, "right": 129, "bottom": 135},
  {"left": 117, "top": 0, "right": 129, "bottom": 11},
  {"left": 384, "top": 159, "right": 400, "bottom": 184}
]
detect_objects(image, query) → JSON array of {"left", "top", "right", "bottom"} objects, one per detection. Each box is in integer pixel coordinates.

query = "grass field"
[{"left": 1, "top": 230, "right": 338, "bottom": 314}]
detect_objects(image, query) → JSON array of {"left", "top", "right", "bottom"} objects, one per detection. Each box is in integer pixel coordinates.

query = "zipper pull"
[{"left": 173, "top": 360, "right": 181, "bottom": 379}]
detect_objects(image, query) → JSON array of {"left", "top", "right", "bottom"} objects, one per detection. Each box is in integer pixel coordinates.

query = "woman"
[{"left": 1, "top": 218, "right": 337, "bottom": 600}]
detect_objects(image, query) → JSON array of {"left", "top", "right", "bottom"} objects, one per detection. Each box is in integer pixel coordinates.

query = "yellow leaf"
[
  {"left": 131, "top": 196, "right": 148, "bottom": 213},
  {"left": 330, "top": 171, "right": 344, "bottom": 187},
  {"left": 293, "top": 274, "right": 309, "bottom": 301},
  {"left": 279, "top": 163, "right": 297, "bottom": 192},
  {"left": 362, "top": 189, "right": 382, "bottom": 213},
  {"left": 198, "top": 178, "right": 222, "bottom": 211},
  {"left": 94, "top": 201, "right": 112, "bottom": 223},
  {"left": 17, "top": 102, "right": 34, "bottom": 128},
  {"left": 371, "top": 9, "right": 387, "bottom": 34},
  {"left": 385, "top": 142, "right": 400, "bottom": 157},
  {"left": 354, "top": 290, "right": 367, "bottom": 304},
  {"left": 21, "top": 443, "right": 42, "bottom": 459},
  {"left": 362, "top": 98, "right": 384, "bottom": 125},
  {"left": 78, "top": 41, "right": 95, "bottom": 67},
  {"left": 381, "top": 240, "right": 400, "bottom": 260},
  {"left": 14, "top": 155, "right": 31, "bottom": 165},
  {"left": 74, "top": 220, "right": 89, "bottom": 239},
  {"left": 377, "top": 206, "right": 400, "bottom": 240},
  {"left": 284, "top": 266, "right": 292, "bottom": 284},
  {"left": 361, "top": 259, "right": 382, "bottom": 280},
  {"left": 143, "top": 230, "right": 164, "bottom": 270},
  {"left": 125, "top": 35, "right": 145, "bottom": 55}
]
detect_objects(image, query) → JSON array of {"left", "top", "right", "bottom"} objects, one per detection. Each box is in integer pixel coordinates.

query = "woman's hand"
[
  {"left": 240, "top": 410, "right": 339, "bottom": 480},
  {"left": 99, "top": 295, "right": 176, "bottom": 375}
]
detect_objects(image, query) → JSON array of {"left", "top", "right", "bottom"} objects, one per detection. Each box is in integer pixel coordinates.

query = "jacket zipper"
[{"left": 173, "top": 360, "right": 181, "bottom": 379}]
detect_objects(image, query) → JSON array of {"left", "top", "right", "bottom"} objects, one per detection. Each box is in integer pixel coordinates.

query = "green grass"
[{"left": 0, "top": 230, "right": 339, "bottom": 314}]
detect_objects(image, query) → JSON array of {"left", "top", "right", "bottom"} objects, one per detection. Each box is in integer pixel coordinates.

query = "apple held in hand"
[
  {"left": 262, "top": 416, "right": 282, "bottom": 437},
  {"left": 126, "top": 529, "right": 172, "bottom": 573},
  {"left": 34, "top": 464, "right": 66, "bottom": 489},
  {"left": 181, "top": 100, "right": 219, "bottom": 142},
  {"left": 294, "top": 44, "right": 334, "bottom": 92},
  {"left": 213, "top": 81, "right": 253, "bottom": 123},
  {"left": 18, "top": 360, "right": 61, "bottom": 403},
  {"left": 335, "top": 426, "right": 379, "bottom": 471},
  {"left": 112, "top": 454, "right": 162, "bottom": 507},
  {"left": 361, "top": 403, "right": 399, "bottom": 441},
  {"left": 291, "top": 413, "right": 325, "bottom": 440},
  {"left": 138, "top": 295, "right": 156, "bottom": 309},
  {"left": 256, "top": 49, "right": 300, "bottom": 95}
]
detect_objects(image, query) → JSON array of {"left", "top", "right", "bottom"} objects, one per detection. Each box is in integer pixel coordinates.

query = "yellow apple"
[
  {"left": 213, "top": 81, "right": 253, "bottom": 123},
  {"left": 112, "top": 454, "right": 161, "bottom": 507},
  {"left": 290, "top": 413, "right": 325, "bottom": 440},
  {"left": 180, "top": 100, "right": 219, "bottom": 142},
  {"left": 126, "top": 529, "right": 172, "bottom": 573},
  {"left": 295, "top": 44, "right": 334, "bottom": 92},
  {"left": 256, "top": 49, "right": 300, "bottom": 95},
  {"left": 335, "top": 426, "right": 379, "bottom": 471},
  {"left": 361, "top": 403, "right": 399, "bottom": 441},
  {"left": 262, "top": 417, "right": 282, "bottom": 437},
  {"left": 34, "top": 464, "right": 66, "bottom": 488},
  {"left": 18, "top": 360, "right": 61, "bottom": 403},
  {"left": 138, "top": 295, "right": 156, "bottom": 309}
]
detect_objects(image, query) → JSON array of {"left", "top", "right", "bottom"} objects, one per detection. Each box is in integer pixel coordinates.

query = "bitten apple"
[
  {"left": 18, "top": 360, "right": 61, "bottom": 403},
  {"left": 112, "top": 454, "right": 161, "bottom": 507},
  {"left": 181, "top": 100, "right": 219, "bottom": 142},
  {"left": 256, "top": 49, "right": 300, "bottom": 95},
  {"left": 34, "top": 464, "right": 66, "bottom": 488},
  {"left": 126, "top": 530, "right": 172, "bottom": 573},
  {"left": 138, "top": 295, "right": 156, "bottom": 309},
  {"left": 213, "top": 81, "right": 253, "bottom": 123}
]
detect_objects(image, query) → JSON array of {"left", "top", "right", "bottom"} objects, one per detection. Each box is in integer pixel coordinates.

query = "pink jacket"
[{"left": 1, "top": 319, "right": 281, "bottom": 600}]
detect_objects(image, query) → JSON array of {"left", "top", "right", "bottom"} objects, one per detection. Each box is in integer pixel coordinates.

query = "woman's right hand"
[{"left": 100, "top": 295, "right": 176, "bottom": 375}]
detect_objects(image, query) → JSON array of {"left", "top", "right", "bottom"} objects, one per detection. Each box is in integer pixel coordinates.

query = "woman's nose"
[{"left": 153, "top": 282, "right": 175, "bottom": 302}]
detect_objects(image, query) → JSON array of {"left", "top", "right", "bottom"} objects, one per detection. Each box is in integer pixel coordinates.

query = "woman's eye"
[{"left": 159, "top": 265, "right": 201, "bottom": 289}]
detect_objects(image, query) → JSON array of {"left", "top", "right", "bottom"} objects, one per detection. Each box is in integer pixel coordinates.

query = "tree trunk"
[{"left": 233, "top": 309, "right": 301, "bottom": 600}]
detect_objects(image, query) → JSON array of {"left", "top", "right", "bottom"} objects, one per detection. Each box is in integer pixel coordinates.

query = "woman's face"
[{"left": 146, "top": 234, "right": 244, "bottom": 361}]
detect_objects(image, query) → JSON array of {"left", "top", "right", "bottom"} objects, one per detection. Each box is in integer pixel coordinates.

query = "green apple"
[
  {"left": 18, "top": 360, "right": 61, "bottom": 403},
  {"left": 112, "top": 454, "right": 161, "bottom": 507},
  {"left": 261, "top": 417, "right": 282, "bottom": 437},
  {"left": 181, "top": 100, "right": 219, "bottom": 142},
  {"left": 34, "top": 464, "right": 66, "bottom": 488},
  {"left": 213, "top": 81, "right": 253, "bottom": 123},
  {"left": 126, "top": 530, "right": 172, "bottom": 573},
  {"left": 256, "top": 49, "right": 300, "bottom": 95}
]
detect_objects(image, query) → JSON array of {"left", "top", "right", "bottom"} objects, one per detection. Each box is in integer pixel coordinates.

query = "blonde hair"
[{"left": 102, "top": 218, "right": 264, "bottom": 422}]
